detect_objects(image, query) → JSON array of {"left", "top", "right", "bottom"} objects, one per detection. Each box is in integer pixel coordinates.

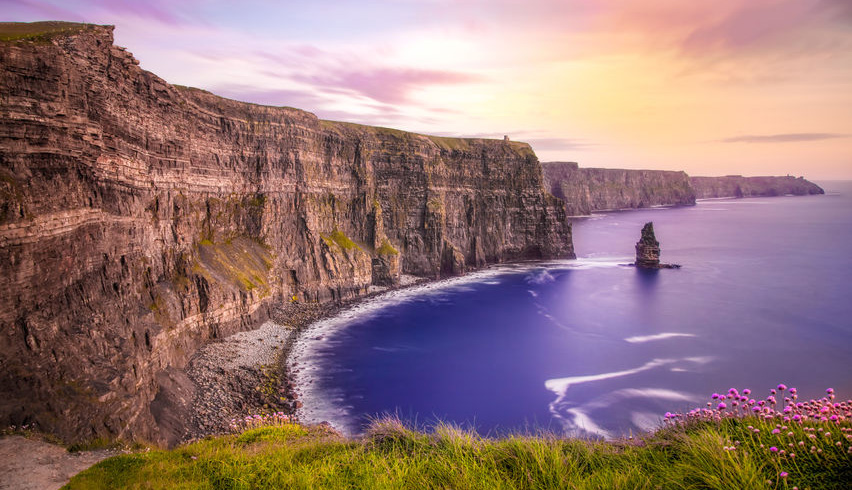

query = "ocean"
[{"left": 290, "top": 181, "right": 852, "bottom": 438}]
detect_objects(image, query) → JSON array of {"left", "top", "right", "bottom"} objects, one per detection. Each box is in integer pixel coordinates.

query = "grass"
[
  {"left": 0, "top": 21, "right": 102, "bottom": 43},
  {"left": 65, "top": 404, "right": 851, "bottom": 489},
  {"left": 376, "top": 238, "right": 399, "bottom": 256},
  {"left": 194, "top": 236, "right": 273, "bottom": 293},
  {"left": 321, "top": 229, "right": 361, "bottom": 252}
]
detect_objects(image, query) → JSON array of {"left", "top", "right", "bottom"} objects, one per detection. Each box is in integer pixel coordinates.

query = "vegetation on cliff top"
[
  {"left": 66, "top": 386, "right": 851, "bottom": 489},
  {"left": 0, "top": 21, "right": 105, "bottom": 43}
]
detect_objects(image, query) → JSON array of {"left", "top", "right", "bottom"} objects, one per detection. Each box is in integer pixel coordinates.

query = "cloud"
[
  {"left": 293, "top": 67, "right": 482, "bottom": 105},
  {"left": 13, "top": 0, "right": 197, "bottom": 26},
  {"left": 680, "top": 1, "right": 813, "bottom": 54},
  {"left": 525, "top": 138, "right": 597, "bottom": 151},
  {"left": 207, "top": 85, "right": 328, "bottom": 111},
  {"left": 11, "top": 0, "right": 86, "bottom": 22},
  {"left": 720, "top": 133, "right": 848, "bottom": 144}
]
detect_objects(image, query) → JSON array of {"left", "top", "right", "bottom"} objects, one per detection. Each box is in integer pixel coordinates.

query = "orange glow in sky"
[{"left": 6, "top": 0, "right": 852, "bottom": 179}]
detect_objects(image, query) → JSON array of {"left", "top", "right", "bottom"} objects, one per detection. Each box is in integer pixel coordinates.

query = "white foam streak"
[
  {"left": 546, "top": 359, "right": 711, "bottom": 439},
  {"left": 562, "top": 409, "right": 613, "bottom": 439},
  {"left": 526, "top": 270, "right": 555, "bottom": 284},
  {"left": 581, "top": 388, "right": 695, "bottom": 411},
  {"left": 624, "top": 332, "right": 695, "bottom": 343},
  {"left": 545, "top": 358, "right": 676, "bottom": 396},
  {"left": 631, "top": 412, "right": 662, "bottom": 432}
]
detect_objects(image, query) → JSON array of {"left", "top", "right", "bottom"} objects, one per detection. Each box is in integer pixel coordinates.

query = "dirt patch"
[{"left": 0, "top": 435, "right": 116, "bottom": 490}]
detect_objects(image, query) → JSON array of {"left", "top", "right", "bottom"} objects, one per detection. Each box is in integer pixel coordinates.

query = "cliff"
[
  {"left": 689, "top": 175, "right": 825, "bottom": 199},
  {"left": 541, "top": 162, "right": 695, "bottom": 215},
  {"left": 543, "top": 162, "right": 825, "bottom": 216},
  {"left": 0, "top": 22, "right": 574, "bottom": 445}
]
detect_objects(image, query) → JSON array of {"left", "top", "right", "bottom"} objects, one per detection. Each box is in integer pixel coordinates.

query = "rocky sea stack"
[{"left": 634, "top": 222, "right": 680, "bottom": 269}]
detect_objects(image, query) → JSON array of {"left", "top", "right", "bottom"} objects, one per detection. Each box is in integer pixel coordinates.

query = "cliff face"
[
  {"left": 541, "top": 162, "right": 696, "bottom": 215},
  {"left": 0, "top": 23, "right": 573, "bottom": 445},
  {"left": 689, "top": 175, "right": 825, "bottom": 199}
]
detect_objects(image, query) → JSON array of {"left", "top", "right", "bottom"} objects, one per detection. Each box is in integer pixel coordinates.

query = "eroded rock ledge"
[{"left": 0, "top": 22, "right": 574, "bottom": 445}]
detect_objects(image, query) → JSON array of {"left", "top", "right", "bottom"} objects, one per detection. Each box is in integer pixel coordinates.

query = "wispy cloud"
[
  {"left": 208, "top": 85, "right": 328, "bottom": 111},
  {"left": 721, "top": 133, "right": 848, "bottom": 144},
  {"left": 526, "top": 138, "right": 597, "bottom": 151},
  {"left": 293, "top": 67, "right": 481, "bottom": 105}
]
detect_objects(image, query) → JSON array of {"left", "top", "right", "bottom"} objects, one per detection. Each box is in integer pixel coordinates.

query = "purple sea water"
[{"left": 291, "top": 181, "right": 852, "bottom": 438}]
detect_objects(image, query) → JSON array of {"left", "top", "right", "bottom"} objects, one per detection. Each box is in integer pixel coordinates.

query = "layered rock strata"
[
  {"left": 542, "top": 162, "right": 695, "bottom": 215},
  {"left": 0, "top": 22, "right": 574, "bottom": 445}
]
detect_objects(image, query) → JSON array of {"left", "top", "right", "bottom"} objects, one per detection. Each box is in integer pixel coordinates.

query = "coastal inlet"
[{"left": 288, "top": 186, "right": 852, "bottom": 438}]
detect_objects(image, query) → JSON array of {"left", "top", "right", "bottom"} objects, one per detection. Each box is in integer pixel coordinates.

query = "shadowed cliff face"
[
  {"left": 0, "top": 23, "right": 573, "bottom": 445},
  {"left": 541, "top": 162, "right": 696, "bottom": 216}
]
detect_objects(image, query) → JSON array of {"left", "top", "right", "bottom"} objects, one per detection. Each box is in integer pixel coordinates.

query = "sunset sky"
[{"left": 5, "top": 0, "right": 852, "bottom": 179}]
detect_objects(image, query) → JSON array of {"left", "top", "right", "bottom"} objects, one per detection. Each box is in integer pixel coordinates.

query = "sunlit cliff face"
[{"left": 7, "top": 0, "right": 852, "bottom": 178}]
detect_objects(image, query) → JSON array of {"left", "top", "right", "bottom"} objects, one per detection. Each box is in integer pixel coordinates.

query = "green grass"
[
  {"left": 0, "top": 21, "right": 102, "bottom": 43},
  {"left": 376, "top": 238, "right": 399, "bottom": 256},
  {"left": 65, "top": 415, "right": 851, "bottom": 489},
  {"left": 194, "top": 236, "right": 273, "bottom": 293},
  {"left": 321, "top": 229, "right": 361, "bottom": 252}
]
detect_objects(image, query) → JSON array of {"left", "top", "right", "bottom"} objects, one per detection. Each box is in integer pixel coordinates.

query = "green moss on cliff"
[
  {"left": 321, "top": 229, "right": 361, "bottom": 252},
  {"left": 0, "top": 21, "right": 103, "bottom": 43},
  {"left": 376, "top": 238, "right": 399, "bottom": 256},
  {"left": 193, "top": 237, "right": 273, "bottom": 293}
]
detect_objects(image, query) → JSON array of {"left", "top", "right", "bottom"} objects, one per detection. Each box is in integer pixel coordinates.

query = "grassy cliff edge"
[{"left": 67, "top": 385, "right": 851, "bottom": 489}]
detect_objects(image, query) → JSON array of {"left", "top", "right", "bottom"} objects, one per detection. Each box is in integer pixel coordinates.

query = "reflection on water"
[
  {"left": 634, "top": 267, "right": 660, "bottom": 291},
  {"left": 292, "top": 185, "right": 852, "bottom": 438}
]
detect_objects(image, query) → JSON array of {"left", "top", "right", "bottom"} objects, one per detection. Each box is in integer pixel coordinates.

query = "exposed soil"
[{"left": 0, "top": 435, "right": 117, "bottom": 490}]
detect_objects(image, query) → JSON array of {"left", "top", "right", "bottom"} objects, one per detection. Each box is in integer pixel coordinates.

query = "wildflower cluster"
[
  {"left": 665, "top": 385, "right": 849, "bottom": 425},
  {"left": 665, "top": 385, "right": 851, "bottom": 489},
  {"left": 228, "top": 411, "right": 295, "bottom": 432}
]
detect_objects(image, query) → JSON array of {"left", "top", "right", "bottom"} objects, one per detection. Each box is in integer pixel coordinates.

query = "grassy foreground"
[{"left": 66, "top": 410, "right": 850, "bottom": 489}]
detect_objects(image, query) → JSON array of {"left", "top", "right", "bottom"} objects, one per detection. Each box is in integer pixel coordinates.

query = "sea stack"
[{"left": 634, "top": 222, "right": 680, "bottom": 269}]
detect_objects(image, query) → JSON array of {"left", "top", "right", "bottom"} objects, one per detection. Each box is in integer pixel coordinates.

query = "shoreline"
[
  {"left": 182, "top": 274, "right": 434, "bottom": 442},
  {"left": 283, "top": 261, "right": 586, "bottom": 435}
]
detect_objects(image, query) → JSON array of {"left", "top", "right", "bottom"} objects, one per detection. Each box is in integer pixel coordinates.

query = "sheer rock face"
[
  {"left": 0, "top": 24, "right": 574, "bottom": 445},
  {"left": 635, "top": 222, "right": 661, "bottom": 268}
]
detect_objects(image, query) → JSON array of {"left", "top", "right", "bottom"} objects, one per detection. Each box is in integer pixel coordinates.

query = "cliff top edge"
[{"left": 0, "top": 21, "right": 112, "bottom": 43}]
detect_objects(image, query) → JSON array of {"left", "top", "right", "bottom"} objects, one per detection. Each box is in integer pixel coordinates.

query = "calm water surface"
[{"left": 291, "top": 181, "right": 852, "bottom": 438}]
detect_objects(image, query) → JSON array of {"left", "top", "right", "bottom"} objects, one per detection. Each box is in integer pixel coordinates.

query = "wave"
[
  {"left": 624, "top": 332, "right": 696, "bottom": 343},
  {"left": 545, "top": 358, "right": 709, "bottom": 439},
  {"left": 544, "top": 358, "right": 677, "bottom": 396}
]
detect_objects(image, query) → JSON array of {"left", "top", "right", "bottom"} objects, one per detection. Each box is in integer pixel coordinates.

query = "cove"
[{"left": 290, "top": 182, "right": 852, "bottom": 438}]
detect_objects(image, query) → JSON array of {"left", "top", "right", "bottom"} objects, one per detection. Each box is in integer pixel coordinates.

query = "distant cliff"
[
  {"left": 543, "top": 162, "right": 824, "bottom": 216},
  {"left": 0, "top": 22, "right": 573, "bottom": 445},
  {"left": 689, "top": 175, "right": 825, "bottom": 199},
  {"left": 541, "top": 162, "right": 695, "bottom": 215}
]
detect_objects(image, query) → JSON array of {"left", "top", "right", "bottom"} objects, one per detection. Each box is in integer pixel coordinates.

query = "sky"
[{"left": 4, "top": 0, "right": 852, "bottom": 179}]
